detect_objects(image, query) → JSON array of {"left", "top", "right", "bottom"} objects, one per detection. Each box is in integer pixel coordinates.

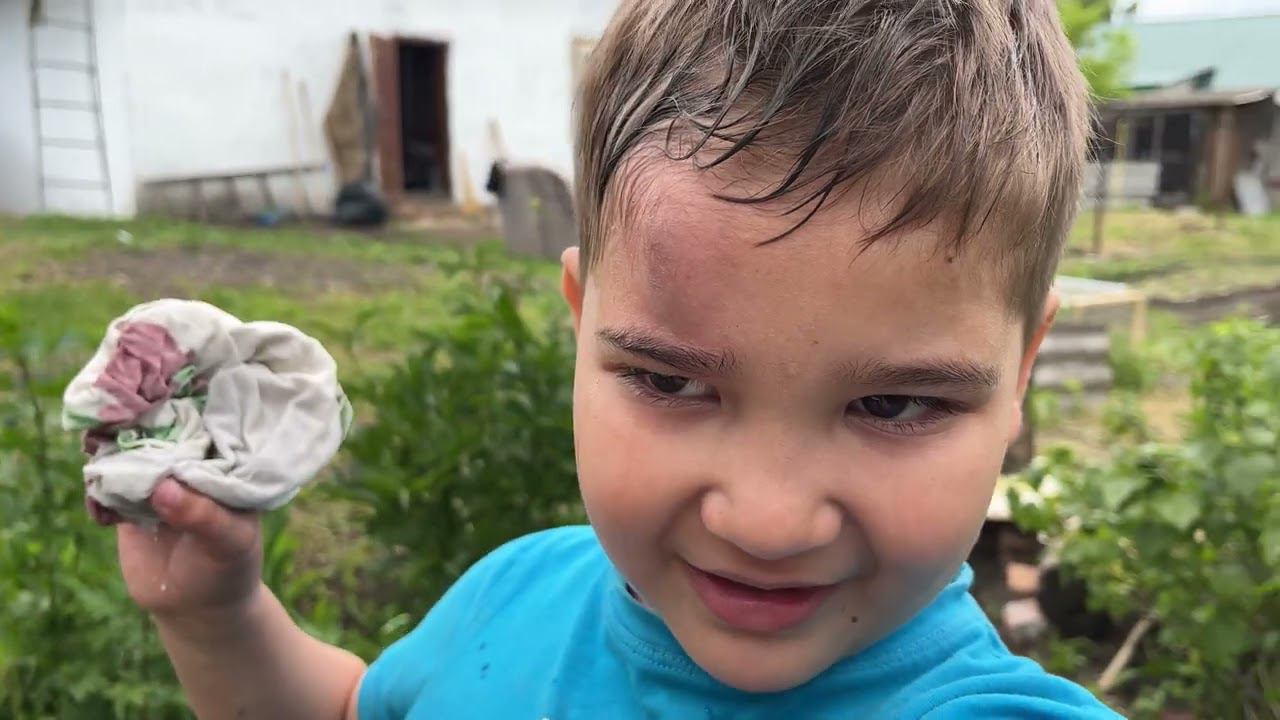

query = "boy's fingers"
[{"left": 149, "top": 477, "right": 257, "bottom": 559}]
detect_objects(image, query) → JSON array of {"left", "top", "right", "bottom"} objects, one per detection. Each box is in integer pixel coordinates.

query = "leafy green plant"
[
  {"left": 1029, "top": 387, "right": 1067, "bottom": 431},
  {"left": 1099, "top": 391, "right": 1149, "bottom": 443},
  {"left": 1040, "top": 635, "right": 1093, "bottom": 679},
  {"left": 331, "top": 281, "right": 583, "bottom": 650},
  {"left": 1107, "top": 313, "right": 1199, "bottom": 396},
  {"left": 1108, "top": 333, "right": 1153, "bottom": 394},
  {"left": 0, "top": 306, "right": 188, "bottom": 718},
  {"left": 1013, "top": 319, "right": 1280, "bottom": 718}
]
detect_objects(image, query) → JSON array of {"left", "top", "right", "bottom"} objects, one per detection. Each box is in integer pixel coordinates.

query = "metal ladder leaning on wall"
[{"left": 27, "top": 0, "right": 113, "bottom": 214}]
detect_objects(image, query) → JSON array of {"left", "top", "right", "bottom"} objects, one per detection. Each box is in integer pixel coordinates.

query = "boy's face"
[{"left": 562, "top": 160, "right": 1052, "bottom": 693}]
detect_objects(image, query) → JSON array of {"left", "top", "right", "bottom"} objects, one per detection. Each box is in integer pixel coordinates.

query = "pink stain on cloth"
[
  {"left": 63, "top": 299, "right": 353, "bottom": 527},
  {"left": 93, "top": 321, "right": 194, "bottom": 426}
]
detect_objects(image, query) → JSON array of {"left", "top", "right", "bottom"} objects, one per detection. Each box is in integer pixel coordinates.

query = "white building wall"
[
  {"left": 0, "top": 1, "right": 41, "bottom": 215},
  {"left": 2, "top": 0, "right": 618, "bottom": 217},
  {"left": 122, "top": 0, "right": 619, "bottom": 213},
  {"left": 94, "top": 0, "right": 138, "bottom": 217}
]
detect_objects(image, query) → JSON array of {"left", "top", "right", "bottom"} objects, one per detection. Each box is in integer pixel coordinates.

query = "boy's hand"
[
  {"left": 114, "top": 477, "right": 263, "bottom": 620},
  {"left": 101, "top": 477, "right": 363, "bottom": 720}
]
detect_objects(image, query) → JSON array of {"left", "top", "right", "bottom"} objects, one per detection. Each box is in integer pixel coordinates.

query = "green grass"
[
  {"left": 1063, "top": 210, "right": 1280, "bottom": 299},
  {"left": 0, "top": 214, "right": 563, "bottom": 381},
  {"left": 0, "top": 214, "right": 477, "bottom": 265}
]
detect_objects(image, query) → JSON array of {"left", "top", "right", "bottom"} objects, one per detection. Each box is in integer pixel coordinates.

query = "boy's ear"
[
  {"left": 561, "top": 246, "right": 584, "bottom": 334},
  {"left": 1016, "top": 290, "right": 1059, "bottom": 398},
  {"left": 1007, "top": 291, "right": 1058, "bottom": 444}
]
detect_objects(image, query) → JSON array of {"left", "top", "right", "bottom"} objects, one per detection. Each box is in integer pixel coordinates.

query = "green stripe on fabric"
[
  {"left": 62, "top": 408, "right": 102, "bottom": 430},
  {"left": 171, "top": 364, "right": 199, "bottom": 398}
]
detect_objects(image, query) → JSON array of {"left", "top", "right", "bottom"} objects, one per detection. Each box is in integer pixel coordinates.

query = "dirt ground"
[
  {"left": 1153, "top": 283, "right": 1280, "bottom": 325},
  {"left": 31, "top": 244, "right": 424, "bottom": 297}
]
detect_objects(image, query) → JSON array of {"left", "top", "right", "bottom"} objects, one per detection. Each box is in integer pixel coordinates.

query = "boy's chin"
[{"left": 677, "top": 625, "right": 850, "bottom": 694}]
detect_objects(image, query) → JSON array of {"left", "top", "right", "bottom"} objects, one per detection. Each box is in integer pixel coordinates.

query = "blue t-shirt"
[{"left": 359, "top": 526, "right": 1121, "bottom": 719}]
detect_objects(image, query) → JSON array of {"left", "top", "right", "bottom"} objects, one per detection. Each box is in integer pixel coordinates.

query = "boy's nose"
[{"left": 699, "top": 483, "right": 843, "bottom": 563}]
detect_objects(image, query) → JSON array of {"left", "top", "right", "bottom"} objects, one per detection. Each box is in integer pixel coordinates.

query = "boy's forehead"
[
  {"left": 604, "top": 158, "right": 1000, "bottom": 295},
  {"left": 611, "top": 159, "right": 840, "bottom": 284},
  {"left": 594, "top": 159, "right": 1018, "bottom": 363}
]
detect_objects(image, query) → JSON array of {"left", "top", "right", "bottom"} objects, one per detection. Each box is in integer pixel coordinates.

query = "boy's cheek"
[
  {"left": 862, "top": 500, "right": 987, "bottom": 582},
  {"left": 573, "top": 378, "right": 672, "bottom": 520},
  {"left": 856, "top": 426, "right": 1005, "bottom": 562},
  {"left": 573, "top": 382, "right": 695, "bottom": 591}
]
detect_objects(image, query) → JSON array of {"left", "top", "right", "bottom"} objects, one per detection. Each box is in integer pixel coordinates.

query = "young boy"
[{"left": 109, "top": 0, "right": 1123, "bottom": 717}]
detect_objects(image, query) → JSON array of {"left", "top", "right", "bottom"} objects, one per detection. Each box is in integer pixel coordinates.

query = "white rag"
[{"left": 62, "top": 299, "right": 352, "bottom": 525}]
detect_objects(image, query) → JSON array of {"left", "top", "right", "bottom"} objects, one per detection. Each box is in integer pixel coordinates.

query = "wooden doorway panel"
[{"left": 370, "top": 34, "right": 403, "bottom": 201}]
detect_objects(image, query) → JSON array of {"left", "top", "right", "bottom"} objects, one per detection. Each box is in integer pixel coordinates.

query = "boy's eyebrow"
[
  {"left": 839, "top": 357, "right": 1000, "bottom": 392},
  {"left": 596, "top": 328, "right": 736, "bottom": 374}
]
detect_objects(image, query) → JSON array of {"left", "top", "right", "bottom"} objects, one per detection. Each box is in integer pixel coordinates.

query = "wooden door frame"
[{"left": 370, "top": 34, "right": 451, "bottom": 203}]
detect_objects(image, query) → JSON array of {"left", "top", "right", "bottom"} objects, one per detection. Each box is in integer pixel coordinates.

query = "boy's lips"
[{"left": 685, "top": 563, "right": 837, "bottom": 634}]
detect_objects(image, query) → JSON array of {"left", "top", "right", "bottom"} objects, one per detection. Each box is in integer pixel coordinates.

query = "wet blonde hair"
[{"left": 574, "top": 0, "right": 1089, "bottom": 329}]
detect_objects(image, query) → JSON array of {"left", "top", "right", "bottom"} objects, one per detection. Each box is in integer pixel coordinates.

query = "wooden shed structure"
[{"left": 1092, "top": 15, "right": 1280, "bottom": 210}]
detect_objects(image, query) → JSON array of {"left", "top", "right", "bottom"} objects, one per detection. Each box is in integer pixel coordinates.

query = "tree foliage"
[{"left": 1059, "top": 0, "right": 1134, "bottom": 99}]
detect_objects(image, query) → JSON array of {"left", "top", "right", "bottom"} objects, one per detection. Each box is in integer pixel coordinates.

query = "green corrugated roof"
[{"left": 1124, "top": 15, "right": 1280, "bottom": 90}]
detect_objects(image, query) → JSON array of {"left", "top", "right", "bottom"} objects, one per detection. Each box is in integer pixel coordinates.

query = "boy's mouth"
[{"left": 685, "top": 563, "right": 836, "bottom": 634}]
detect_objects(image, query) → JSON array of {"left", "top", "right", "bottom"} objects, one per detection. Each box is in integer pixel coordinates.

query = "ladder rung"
[
  {"left": 38, "top": 18, "right": 91, "bottom": 31},
  {"left": 36, "top": 60, "right": 93, "bottom": 72},
  {"left": 38, "top": 99, "right": 96, "bottom": 111},
  {"left": 45, "top": 178, "right": 106, "bottom": 190},
  {"left": 41, "top": 137, "right": 99, "bottom": 150}
]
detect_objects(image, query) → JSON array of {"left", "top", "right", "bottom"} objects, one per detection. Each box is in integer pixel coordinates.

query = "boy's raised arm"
[{"left": 115, "top": 478, "right": 366, "bottom": 720}]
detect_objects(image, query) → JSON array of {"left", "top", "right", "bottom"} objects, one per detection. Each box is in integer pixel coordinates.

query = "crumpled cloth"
[{"left": 62, "top": 299, "right": 352, "bottom": 525}]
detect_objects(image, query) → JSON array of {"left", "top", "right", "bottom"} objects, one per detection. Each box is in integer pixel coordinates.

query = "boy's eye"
[
  {"left": 849, "top": 394, "right": 959, "bottom": 434},
  {"left": 619, "top": 369, "right": 716, "bottom": 404},
  {"left": 647, "top": 373, "right": 694, "bottom": 395},
  {"left": 858, "top": 395, "right": 920, "bottom": 420},
  {"left": 638, "top": 371, "right": 709, "bottom": 398}
]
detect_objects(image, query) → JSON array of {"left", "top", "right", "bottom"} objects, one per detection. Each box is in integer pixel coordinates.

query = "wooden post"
[
  {"left": 224, "top": 177, "right": 240, "bottom": 220},
  {"left": 283, "top": 70, "right": 313, "bottom": 218},
  {"left": 296, "top": 79, "right": 326, "bottom": 206},
  {"left": 1131, "top": 294, "right": 1148, "bottom": 345},
  {"left": 371, "top": 35, "right": 403, "bottom": 203},
  {"left": 1210, "top": 107, "right": 1238, "bottom": 209},
  {"left": 1093, "top": 117, "right": 1129, "bottom": 255},
  {"left": 191, "top": 179, "right": 208, "bottom": 222},
  {"left": 258, "top": 174, "right": 276, "bottom": 210}
]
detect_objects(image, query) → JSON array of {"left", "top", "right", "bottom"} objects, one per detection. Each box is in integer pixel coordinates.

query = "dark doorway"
[
  {"left": 371, "top": 36, "right": 450, "bottom": 201},
  {"left": 398, "top": 41, "right": 450, "bottom": 196},
  {"left": 1156, "top": 111, "right": 1199, "bottom": 200}
]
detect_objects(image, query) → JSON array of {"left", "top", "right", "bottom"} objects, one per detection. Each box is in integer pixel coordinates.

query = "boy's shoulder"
[
  {"left": 861, "top": 571, "right": 1123, "bottom": 718},
  {"left": 892, "top": 645, "right": 1124, "bottom": 718},
  {"left": 357, "top": 526, "right": 613, "bottom": 720},
  {"left": 482, "top": 523, "right": 603, "bottom": 567},
  {"left": 466, "top": 524, "right": 607, "bottom": 597},
  {"left": 426, "top": 524, "right": 608, "bottom": 628}
]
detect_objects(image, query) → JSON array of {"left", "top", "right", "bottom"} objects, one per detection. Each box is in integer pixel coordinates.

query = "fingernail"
[{"left": 150, "top": 478, "right": 182, "bottom": 514}]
